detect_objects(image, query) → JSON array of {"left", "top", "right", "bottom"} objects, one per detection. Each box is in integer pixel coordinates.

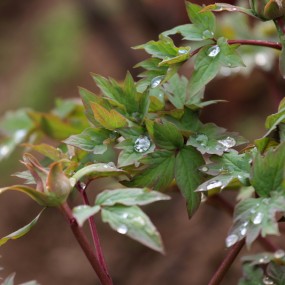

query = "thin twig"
[
  {"left": 208, "top": 239, "right": 245, "bottom": 285},
  {"left": 59, "top": 202, "right": 113, "bottom": 285},
  {"left": 78, "top": 182, "right": 109, "bottom": 273}
]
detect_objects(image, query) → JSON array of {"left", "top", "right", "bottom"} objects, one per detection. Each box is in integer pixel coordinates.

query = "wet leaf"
[
  {"left": 0, "top": 209, "right": 45, "bottom": 246},
  {"left": 90, "top": 102, "right": 127, "bottom": 130},
  {"left": 251, "top": 142, "right": 285, "bottom": 197},
  {"left": 96, "top": 188, "right": 170, "bottom": 206},
  {"left": 153, "top": 121, "right": 184, "bottom": 150},
  {"left": 125, "top": 150, "right": 175, "bottom": 190},
  {"left": 238, "top": 264, "right": 264, "bottom": 285},
  {"left": 64, "top": 127, "right": 111, "bottom": 154},
  {"left": 187, "top": 123, "right": 247, "bottom": 155},
  {"left": 101, "top": 205, "right": 165, "bottom": 253},
  {"left": 175, "top": 146, "right": 204, "bottom": 217},
  {"left": 72, "top": 205, "right": 100, "bottom": 227},
  {"left": 226, "top": 194, "right": 285, "bottom": 248}
]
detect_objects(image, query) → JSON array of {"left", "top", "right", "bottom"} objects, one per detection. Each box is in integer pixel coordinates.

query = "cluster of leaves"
[{"left": 0, "top": 1, "right": 285, "bottom": 283}]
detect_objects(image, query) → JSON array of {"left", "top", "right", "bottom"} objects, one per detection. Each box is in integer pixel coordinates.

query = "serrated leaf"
[
  {"left": 175, "top": 146, "right": 204, "bottom": 217},
  {"left": 64, "top": 128, "right": 111, "bottom": 154},
  {"left": 187, "top": 123, "right": 247, "bottom": 155},
  {"left": 101, "top": 205, "right": 164, "bottom": 253},
  {"left": 196, "top": 151, "right": 252, "bottom": 192},
  {"left": 70, "top": 163, "right": 126, "bottom": 186},
  {"left": 13, "top": 170, "right": 35, "bottom": 185},
  {"left": 0, "top": 209, "right": 45, "bottom": 246},
  {"left": 72, "top": 205, "right": 100, "bottom": 227},
  {"left": 226, "top": 194, "right": 285, "bottom": 248},
  {"left": 153, "top": 121, "right": 184, "bottom": 150},
  {"left": 116, "top": 139, "right": 154, "bottom": 168},
  {"left": 96, "top": 188, "right": 170, "bottom": 206},
  {"left": 251, "top": 142, "right": 285, "bottom": 197},
  {"left": 90, "top": 102, "right": 127, "bottom": 130},
  {"left": 267, "top": 262, "right": 285, "bottom": 284},
  {"left": 125, "top": 150, "right": 175, "bottom": 190}
]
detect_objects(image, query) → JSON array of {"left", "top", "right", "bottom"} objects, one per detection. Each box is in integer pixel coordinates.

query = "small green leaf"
[
  {"left": 91, "top": 102, "right": 127, "bottom": 130},
  {"left": 101, "top": 205, "right": 165, "bottom": 253},
  {"left": 226, "top": 194, "right": 285, "bottom": 248},
  {"left": 96, "top": 188, "right": 170, "bottom": 206},
  {"left": 64, "top": 128, "right": 111, "bottom": 154},
  {"left": 251, "top": 142, "right": 285, "bottom": 197},
  {"left": 187, "top": 123, "right": 247, "bottom": 155},
  {"left": 73, "top": 205, "right": 100, "bottom": 227},
  {"left": 70, "top": 163, "right": 126, "bottom": 186},
  {"left": 238, "top": 263, "right": 264, "bottom": 285},
  {"left": 175, "top": 146, "right": 204, "bottom": 217},
  {"left": 196, "top": 151, "right": 252, "bottom": 191},
  {"left": 126, "top": 150, "right": 175, "bottom": 190},
  {"left": 0, "top": 209, "right": 45, "bottom": 246},
  {"left": 153, "top": 121, "right": 184, "bottom": 150}
]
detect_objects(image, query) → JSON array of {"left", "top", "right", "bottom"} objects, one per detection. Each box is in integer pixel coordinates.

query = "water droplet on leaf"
[
  {"left": 207, "top": 45, "right": 220, "bottom": 57},
  {"left": 132, "top": 216, "right": 146, "bottom": 226},
  {"left": 0, "top": 145, "right": 9, "bottom": 157},
  {"left": 274, "top": 249, "right": 285, "bottom": 259},
  {"left": 14, "top": 129, "right": 27, "bottom": 143},
  {"left": 134, "top": 136, "right": 151, "bottom": 153},
  {"left": 252, "top": 212, "right": 264, "bottom": 225},
  {"left": 226, "top": 234, "right": 238, "bottom": 247},
  {"left": 107, "top": 162, "right": 116, "bottom": 168},
  {"left": 200, "top": 166, "right": 209, "bottom": 172},
  {"left": 178, "top": 49, "right": 189, "bottom": 55},
  {"left": 195, "top": 133, "right": 208, "bottom": 147},
  {"left": 206, "top": 180, "right": 222, "bottom": 190},
  {"left": 259, "top": 256, "right": 270, "bottom": 264},
  {"left": 117, "top": 224, "right": 128, "bottom": 234},
  {"left": 218, "top": 137, "right": 236, "bottom": 149},
  {"left": 150, "top": 76, "right": 163, "bottom": 88},
  {"left": 79, "top": 182, "right": 86, "bottom": 190},
  {"left": 263, "top": 276, "right": 275, "bottom": 285},
  {"left": 121, "top": 212, "right": 129, "bottom": 219},
  {"left": 202, "top": 30, "right": 214, "bottom": 39}
]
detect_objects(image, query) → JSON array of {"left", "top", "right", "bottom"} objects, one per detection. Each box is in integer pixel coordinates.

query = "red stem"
[
  {"left": 208, "top": 239, "right": 245, "bottom": 285},
  {"left": 59, "top": 202, "right": 113, "bottom": 285},
  {"left": 78, "top": 184, "right": 109, "bottom": 274}
]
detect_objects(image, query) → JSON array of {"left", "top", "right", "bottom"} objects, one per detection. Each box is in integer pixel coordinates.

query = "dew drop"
[
  {"left": 252, "top": 212, "right": 264, "bottom": 225},
  {"left": 206, "top": 180, "right": 223, "bottom": 190},
  {"left": 107, "top": 162, "right": 116, "bottom": 168},
  {"left": 150, "top": 76, "right": 163, "bottom": 88},
  {"left": 117, "top": 224, "right": 128, "bottom": 234},
  {"left": 0, "top": 145, "right": 9, "bottom": 157},
  {"left": 240, "top": 225, "right": 247, "bottom": 236},
  {"left": 207, "top": 45, "right": 220, "bottom": 57},
  {"left": 226, "top": 234, "right": 238, "bottom": 247},
  {"left": 132, "top": 216, "right": 146, "bottom": 226},
  {"left": 200, "top": 166, "right": 209, "bottom": 172},
  {"left": 202, "top": 30, "right": 214, "bottom": 39},
  {"left": 263, "top": 276, "right": 275, "bottom": 285},
  {"left": 121, "top": 212, "right": 129, "bottom": 219},
  {"left": 218, "top": 136, "right": 236, "bottom": 149},
  {"left": 14, "top": 129, "right": 27, "bottom": 143},
  {"left": 259, "top": 256, "right": 270, "bottom": 264},
  {"left": 134, "top": 136, "right": 151, "bottom": 153},
  {"left": 274, "top": 249, "right": 285, "bottom": 259},
  {"left": 79, "top": 182, "right": 87, "bottom": 190},
  {"left": 178, "top": 48, "right": 189, "bottom": 55},
  {"left": 69, "top": 177, "right": 77, "bottom": 187}
]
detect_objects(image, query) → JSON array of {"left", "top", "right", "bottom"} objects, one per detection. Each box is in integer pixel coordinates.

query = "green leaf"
[
  {"left": 187, "top": 123, "right": 247, "bottom": 155},
  {"left": 175, "top": 146, "right": 204, "bottom": 217},
  {"left": 238, "top": 264, "right": 264, "bottom": 285},
  {"left": 96, "top": 188, "right": 170, "bottom": 206},
  {"left": 251, "top": 142, "right": 285, "bottom": 197},
  {"left": 13, "top": 170, "right": 35, "bottom": 185},
  {"left": 267, "top": 262, "right": 285, "bottom": 284},
  {"left": 125, "top": 150, "right": 175, "bottom": 190},
  {"left": 72, "top": 205, "right": 100, "bottom": 227},
  {"left": 0, "top": 209, "right": 45, "bottom": 246},
  {"left": 64, "top": 128, "right": 111, "bottom": 154},
  {"left": 188, "top": 37, "right": 244, "bottom": 97},
  {"left": 90, "top": 102, "right": 127, "bottom": 130},
  {"left": 196, "top": 151, "right": 252, "bottom": 191},
  {"left": 70, "top": 163, "right": 126, "bottom": 186},
  {"left": 226, "top": 194, "right": 285, "bottom": 248},
  {"left": 22, "top": 143, "right": 68, "bottom": 161},
  {"left": 28, "top": 111, "right": 81, "bottom": 140},
  {"left": 153, "top": 121, "right": 184, "bottom": 150},
  {"left": 116, "top": 139, "right": 154, "bottom": 168},
  {"left": 1, "top": 273, "right": 16, "bottom": 285},
  {"left": 101, "top": 205, "right": 165, "bottom": 253}
]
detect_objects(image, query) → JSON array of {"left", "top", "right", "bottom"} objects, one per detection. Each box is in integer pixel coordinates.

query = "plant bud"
[{"left": 250, "top": 0, "right": 285, "bottom": 20}]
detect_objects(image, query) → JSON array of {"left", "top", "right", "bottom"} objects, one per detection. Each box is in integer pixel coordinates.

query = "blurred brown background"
[{"left": 0, "top": 0, "right": 284, "bottom": 284}]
